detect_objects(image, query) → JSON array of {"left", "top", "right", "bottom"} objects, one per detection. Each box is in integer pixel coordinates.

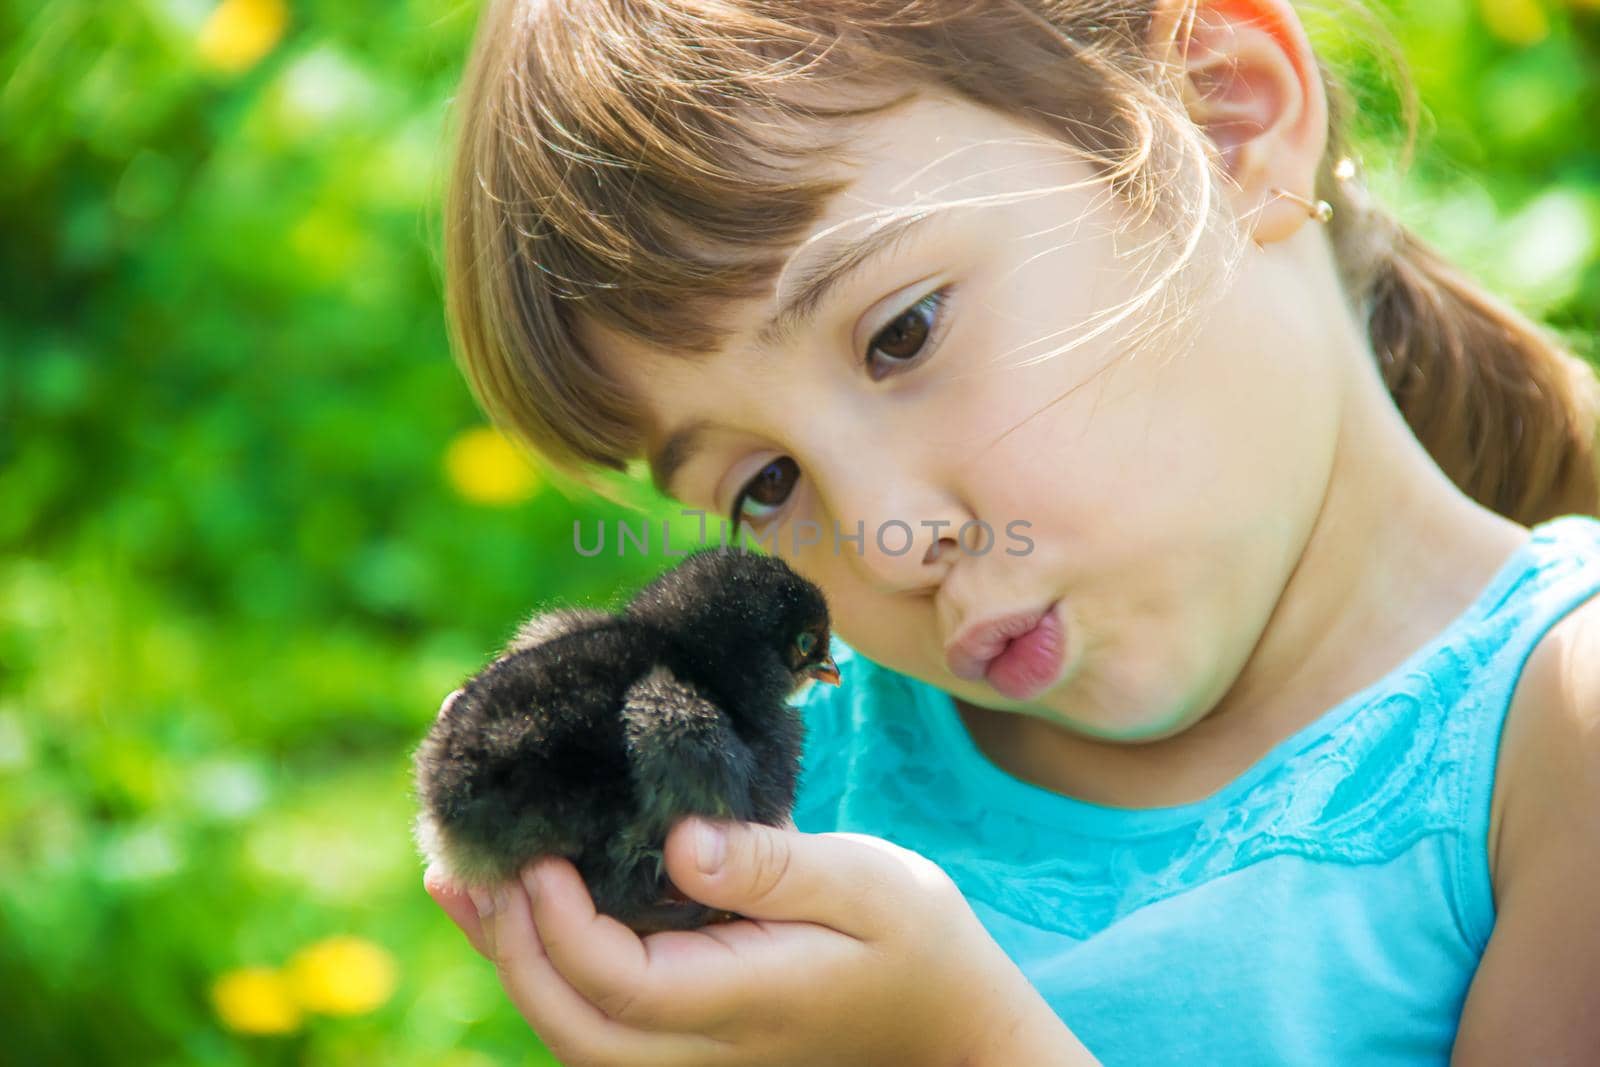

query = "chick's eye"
[
  {"left": 866, "top": 286, "right": 951, "bottom": 381},
  {"left": 730, "top": 455, "right": 799, "bottom": 532},
  {"left": 795, "top": 631, "right": 816, "bottom": 656}
]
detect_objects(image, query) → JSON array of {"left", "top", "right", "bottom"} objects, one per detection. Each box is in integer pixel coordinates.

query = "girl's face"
[{"left": 590, "top": 90, "right": 1351, "bottom": 740}]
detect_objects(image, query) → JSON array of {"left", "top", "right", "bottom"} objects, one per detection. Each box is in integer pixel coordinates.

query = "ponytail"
[
  {"left": 1363, "top": 221, "right": 1600, "bottom": 524},
  {"left": 1318, "top": 74, "right": 1600, "bottom": 526}
]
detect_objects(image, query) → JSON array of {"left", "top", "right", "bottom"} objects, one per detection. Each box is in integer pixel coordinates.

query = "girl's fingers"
[
  {"left": 525, "top": 857, "right": 857, "bottom": 1034},
  {"left": 519, "top": 858, "right": 659, "bottom": 1023},
  {"left": 424, "top": 864, "right": 490, "bottom": 961},
  {"left": 482, "top": 875, "right": 730, "bottom": 1067}
]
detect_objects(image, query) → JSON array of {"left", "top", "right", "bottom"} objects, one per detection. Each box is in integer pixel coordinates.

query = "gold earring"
[{"left": 1270, "top": 186, "right": 1334, "bottom": 223}]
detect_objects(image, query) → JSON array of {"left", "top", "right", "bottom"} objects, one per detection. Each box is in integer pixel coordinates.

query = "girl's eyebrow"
[
  {"left": 649, "top": 210, "right": 944, "bottom": 498},
  {"left": 648, "top": 417, "right": 711, "bottom": 500},
  {"left": 754, "top": 210, "right": 940, "bottom": 351}
]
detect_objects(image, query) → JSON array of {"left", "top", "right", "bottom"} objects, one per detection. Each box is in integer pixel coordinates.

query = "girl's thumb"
[
  {"left": 663, "top": 817, "right": 895, "bottom": 937},
  {"left": 689, "top": 817, "right": 731, "bottom": 875}
]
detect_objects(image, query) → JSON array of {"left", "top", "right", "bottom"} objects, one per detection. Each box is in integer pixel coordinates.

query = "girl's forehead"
[
  {"left": 815, "top": 91, "right": 1081, "bottom": 217},
  {"left": 578, "top": 90, "right": 1112, "bottom": 458},
  {"left": 587, "top": 91, "right": 1093, "bottom": 360}
]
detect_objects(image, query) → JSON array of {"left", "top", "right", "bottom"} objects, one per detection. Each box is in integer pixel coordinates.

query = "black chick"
[{"left": 413, "top": 546, "right": 840, "bottom": 934}]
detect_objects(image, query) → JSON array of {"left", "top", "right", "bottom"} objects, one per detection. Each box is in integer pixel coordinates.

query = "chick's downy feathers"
[{"left": 413, "top": 547, "right": 838, "bottom": 933}]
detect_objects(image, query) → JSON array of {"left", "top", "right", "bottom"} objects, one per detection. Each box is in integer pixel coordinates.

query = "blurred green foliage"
[{"left": 0, "top": 0, "right": 1595, "bottom": 1063}]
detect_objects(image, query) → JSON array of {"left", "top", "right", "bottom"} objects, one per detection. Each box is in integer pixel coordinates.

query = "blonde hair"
[{"left": 442, "top": 0, "right": 1600, "bottom": 523}]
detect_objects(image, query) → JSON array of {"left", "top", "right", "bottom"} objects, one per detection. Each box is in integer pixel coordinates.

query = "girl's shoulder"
[
  {"left": 1486, "top": 566, "right": 1600, "bottom": 890},
  {"left": 1451, "top": 526, "right": 1600, "bottom": 1057},
  {"left": 1482, "top": 516, "right": 1600, "bottom": 891}
]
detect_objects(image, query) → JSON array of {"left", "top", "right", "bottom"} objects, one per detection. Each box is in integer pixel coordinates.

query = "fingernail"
[
  {"left": 694, "top": 819, "right": 727, "bottom": 874},
  {"left": 437, "top": 688, "right": 464, "bottom": 720},
  {"left": 520, "top": 862, "right": 541, "bottom": 904},
  {"left": 468, "top": 886, "right": 496, "bottom": 919}
]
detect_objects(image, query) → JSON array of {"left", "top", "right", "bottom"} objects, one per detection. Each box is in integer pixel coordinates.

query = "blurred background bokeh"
[{"left": 1, "top": 0, "right": 1596, "bottom": 1063}]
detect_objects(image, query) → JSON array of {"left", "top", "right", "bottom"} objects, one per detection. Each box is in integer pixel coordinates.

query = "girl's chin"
[{"left": 998, "top": 688, "right": 1197, "bottom": 744}]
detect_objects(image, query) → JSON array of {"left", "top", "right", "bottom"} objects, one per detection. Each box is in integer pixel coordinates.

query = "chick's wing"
[{"left": 619, "top": 664, "right": 758, "bottom": 831}]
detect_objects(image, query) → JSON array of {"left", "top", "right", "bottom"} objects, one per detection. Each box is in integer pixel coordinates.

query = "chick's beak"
[{"left": 803, "top": 654, "right": 842, "bottom": 686}]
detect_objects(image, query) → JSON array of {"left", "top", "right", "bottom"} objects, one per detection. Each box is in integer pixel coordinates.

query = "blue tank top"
[{"left": 789, "top": 514, "right": 1600, "bottom": 1066}]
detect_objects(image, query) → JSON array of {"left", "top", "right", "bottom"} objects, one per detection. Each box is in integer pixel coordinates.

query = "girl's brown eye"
[
  {"left": 730, "top": 456, "right": 800, "bottom": 532},
  {"left": 873, "top": 302, "right": 931, "bottom": 360},
  {"left": 865, "top": 287, "right": 949, "bottom": 380}
]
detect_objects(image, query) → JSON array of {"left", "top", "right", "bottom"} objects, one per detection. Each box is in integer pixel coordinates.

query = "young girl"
[{"left": 423, "top": 0, "right": 1600, "bottom": 1062}]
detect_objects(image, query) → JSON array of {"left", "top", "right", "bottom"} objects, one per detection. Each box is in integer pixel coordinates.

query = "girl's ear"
[{"left": 1147, "top": 0, "right": 1330, "bottom": 245}]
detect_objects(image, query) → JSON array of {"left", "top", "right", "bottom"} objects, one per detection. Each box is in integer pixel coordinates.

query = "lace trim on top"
[{"left": 794, "top": 516, "right": 1600, "bottom": 941}]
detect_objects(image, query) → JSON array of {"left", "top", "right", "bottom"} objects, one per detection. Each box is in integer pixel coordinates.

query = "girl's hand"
[{"left": 425, "top": 818, "right": 1098, "bottom": 1067}]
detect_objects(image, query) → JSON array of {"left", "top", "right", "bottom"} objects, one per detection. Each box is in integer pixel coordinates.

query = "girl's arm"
[
  {"left": 1451, "top": 595, "right": 1600, "bottom": 1064},
  {"left": 427, "top": 817, "right": 1102, "bottom": 1067}
]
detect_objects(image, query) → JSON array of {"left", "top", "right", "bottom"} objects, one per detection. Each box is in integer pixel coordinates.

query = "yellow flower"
[
  {"left": 197, "top": 0, "right": 288, "bottom": 74},
  {"left": 444, "top": 426, "right": 543, "bottom": 505},
  {"left": 285, "top": 936, "right": 398, "bottom": 1017},
  {"left": 1478, "top": 0, "right": 1550, "bottom": 45},
  {"left": 211, "top": 966, "right": 303, "bottom": 1035}
]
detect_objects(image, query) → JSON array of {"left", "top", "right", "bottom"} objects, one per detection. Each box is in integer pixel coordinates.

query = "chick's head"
[{"left": 626, "top": 547, "right": 839, "bottom": 709}]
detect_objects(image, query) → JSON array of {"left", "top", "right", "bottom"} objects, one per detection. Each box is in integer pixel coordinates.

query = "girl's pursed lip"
[
  {"left": 944, "top": 603, "right": 1054, "bottom": 680},
  {"left": 984, "top": 605, "right": 1066, "bottom": 701}
]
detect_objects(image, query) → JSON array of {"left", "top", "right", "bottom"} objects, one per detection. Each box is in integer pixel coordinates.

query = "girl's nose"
[{"left": 821, "top": 481, "right": 971, "bottom": 593}]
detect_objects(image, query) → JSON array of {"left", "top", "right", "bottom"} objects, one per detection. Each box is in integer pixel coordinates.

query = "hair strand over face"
[{"left": 443, "top": 0, "right": 1599, "bottom": 522}]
